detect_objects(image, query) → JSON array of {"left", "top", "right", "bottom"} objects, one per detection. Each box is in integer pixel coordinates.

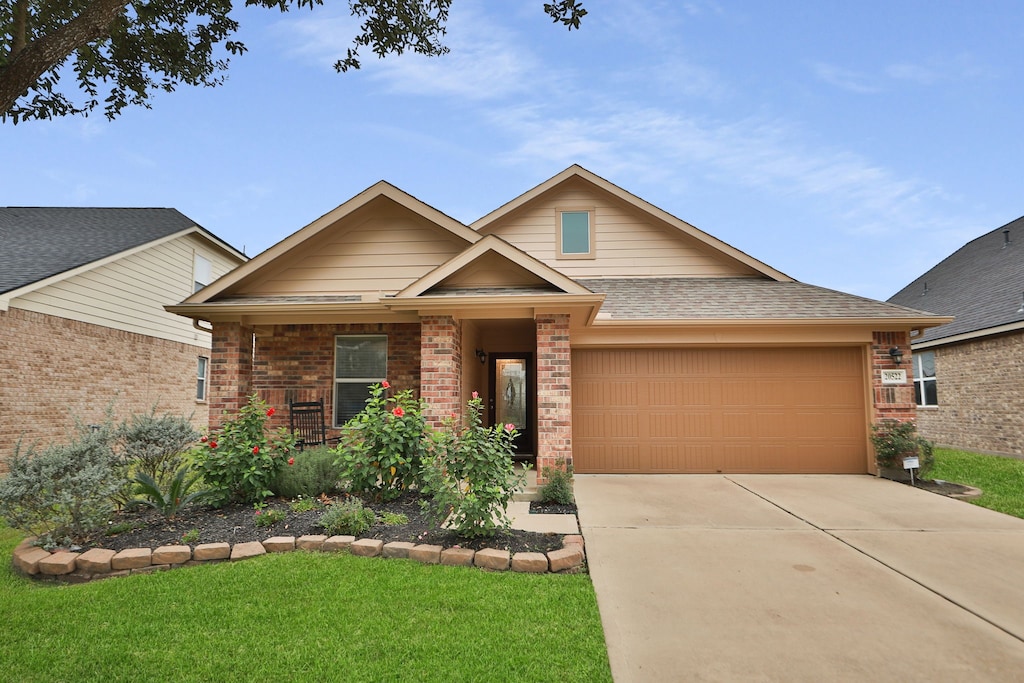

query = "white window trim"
[
  {"left": 193, "top": 252, "right": 212, "bottom": 293},
  {"left": 333, "top": 334, "right": 387, "bottom": 428},
  {"left": 913, "top": 351, "right": 937, "bottom": 407},
  {"left": 196, "top": 356, "right": 209, "bottom": 402},
  {"left": 556, "top": 208, "right": 596, "bottom": 259}
]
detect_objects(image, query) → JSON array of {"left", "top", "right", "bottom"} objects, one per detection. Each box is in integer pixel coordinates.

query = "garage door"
[{"left": 572, "top": 348, "right": 867, "bottom": 474}]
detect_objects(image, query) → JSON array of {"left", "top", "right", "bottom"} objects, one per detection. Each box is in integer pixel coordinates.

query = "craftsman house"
[
  {"left": 888, "top": 215, "right": 1024, "bottom": 457},
  {"left": 168, "top": 166, "right": 948, "bottom": 475},
  {"left": 0, "top": 208, "right": 246, "bottom": 464}
]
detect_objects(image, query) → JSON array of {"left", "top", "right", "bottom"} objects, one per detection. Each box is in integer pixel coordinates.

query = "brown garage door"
[{"left": 572, "top": 348, "right": 867, "bottom": 474}]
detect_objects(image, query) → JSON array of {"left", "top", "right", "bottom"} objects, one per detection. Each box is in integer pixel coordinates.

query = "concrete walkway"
[{"left": 575, "top": 474, "right": 1024, "bottom": 682}]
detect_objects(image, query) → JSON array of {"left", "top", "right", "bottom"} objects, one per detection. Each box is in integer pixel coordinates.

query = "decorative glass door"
[{"left": 490, "top": 354, "right": 532, "bottom": 457}]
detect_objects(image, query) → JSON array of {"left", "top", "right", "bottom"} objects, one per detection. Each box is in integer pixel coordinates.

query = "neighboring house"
[
  {"left": 0, "top": 208, "right": 246, "bottom": 465},
  {"left": 168, "top": 166, "right": 947, "bottom": 476},
  {"left": 888, "top": 216, "right": 1024, "bottom": 457}
]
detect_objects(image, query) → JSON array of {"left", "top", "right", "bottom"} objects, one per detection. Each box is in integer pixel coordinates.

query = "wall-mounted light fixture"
[
  {"left": 475, "top": 348, "right": 487, "bottom": 364},
  {"left": 888, "top": 347, "right": 904, "bottom": 365}
]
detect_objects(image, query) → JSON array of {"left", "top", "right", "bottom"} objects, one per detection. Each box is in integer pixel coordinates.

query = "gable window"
[
  {"left": 196, "top": 356, "right": 208, "bottom": 402},
  {"left": 913, "top": 351, "right": 937, "bottom": 407},
  {"left": 334, "top": 335, "right": 387, "bottom": 427},
  {"left": 193, "top": 253, "right": 212, "bottom": 293},
  {"left": 558, "top": 210, "right": 595, "bottom": 259}
]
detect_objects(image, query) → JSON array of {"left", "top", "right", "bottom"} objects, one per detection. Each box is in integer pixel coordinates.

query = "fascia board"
[{"left": 911, "top": 320, "right": 1024, "bottom": 349}]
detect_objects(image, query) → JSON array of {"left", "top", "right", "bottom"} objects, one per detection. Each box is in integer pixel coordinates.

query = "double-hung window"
[
  {"left": 193, "top": 253, "right": 212, "bottom": 293},
  {"left": 196, "top": 356, "right": 209, "bottom": 402},
  {"left": 913, "top": 351, "right": 937, "bottom": 407},
  {"left": 334, "top": 335, "right": 387, "bottom": 427}
]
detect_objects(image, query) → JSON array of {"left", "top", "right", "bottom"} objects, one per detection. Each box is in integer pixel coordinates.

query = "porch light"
[
  {"left": 475, "top": 348, "right": 487, "bottom": 364},
  {"left": 888, "top": 347, "right": 904, "bottom": 365}
]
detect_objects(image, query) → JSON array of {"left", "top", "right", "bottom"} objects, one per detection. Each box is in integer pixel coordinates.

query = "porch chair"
[{"left": 288, "top": 399, "right": 337, "bottom": 451}]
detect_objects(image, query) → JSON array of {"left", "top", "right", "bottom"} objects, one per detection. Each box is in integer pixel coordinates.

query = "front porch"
[{"left": 208, "top": 313, "right": 573, "bottom": 478}]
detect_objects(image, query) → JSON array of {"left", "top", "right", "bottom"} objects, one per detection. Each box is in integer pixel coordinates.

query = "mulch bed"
[
  {"left": 897, "top": 478, "right": 978, "bottom": 497},
  {"left": 529, "top": 500, "right": 578, "bottom": 515},
  {"left": 88, "top": 493, "right": 569, "bottom": 555}
]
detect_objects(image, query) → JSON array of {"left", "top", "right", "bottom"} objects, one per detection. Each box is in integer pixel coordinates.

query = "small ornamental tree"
[
  {"left": 195, "top": 394, "right": 297, "bottom": 505},
  {"left": 421, "top": 392, "right": 526, "bottom": 538},
  {"left": 334, "top": 381, "right": 428, "bottom": 501}
]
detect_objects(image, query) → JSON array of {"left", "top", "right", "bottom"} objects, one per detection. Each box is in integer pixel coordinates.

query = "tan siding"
[
  {"left": 483, "top": 183, "right": 760, "bottom": 278},
  {"left": 573, "top": 348, "right": 867, "bottom": 474},
  {"left": 11, "top": 234, "right": 239, "bottom": 347},
  {"left": 241, "top": 213, "right": 468, "bottom": 296}
]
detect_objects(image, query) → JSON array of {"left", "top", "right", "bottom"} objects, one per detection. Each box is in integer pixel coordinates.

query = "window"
[
  {"left": 196, "top": 356, "right": 209, "bottom": 402},
  {"left": 913, "top": 351, "right": 937, "bottom": 406},
  {"left": 193, "top": 253, "right": 212, "bottom": 293},
  {"left": 558, "top": 210, "right": 594, "bottom": 258},
  {"left": 334, "top": 335, "right": 387, "bottom": 427}
]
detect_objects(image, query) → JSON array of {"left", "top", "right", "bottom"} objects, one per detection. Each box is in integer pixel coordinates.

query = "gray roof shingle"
[
  {"left": 0, "top": 207, "right": 202, "bottom": 294},
  {"left": 579, "top": 277, "right": 934, "bottom": 320},
  {"left": 887, "top": 216, "right": 1024, "bottom": 343}
]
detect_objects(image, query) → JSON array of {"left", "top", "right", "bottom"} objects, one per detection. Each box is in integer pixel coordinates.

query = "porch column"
[
  {"left": 210, "top": 321, "right": 254, "bottom": 427},
  {"left": 420, "top": 315, "right": 463, "bottom": 428},
  {"left": 869, "top": 331, "right": 917, "bottom": 471},
  {"left": 536, "top": 314, "right": 572, "bottom": 482}
]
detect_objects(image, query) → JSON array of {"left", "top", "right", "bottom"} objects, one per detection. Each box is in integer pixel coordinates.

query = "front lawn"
[
  {"left": 0, "top": 527, "right": 611, "bottom": 682},
  {"left": 930, "top": 448, "right": 1024, "bottom": 519}
]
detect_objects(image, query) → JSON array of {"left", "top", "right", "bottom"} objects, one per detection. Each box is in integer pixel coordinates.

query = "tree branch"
[{"left": 0, "top": 0, "right": 130, "bottom": 116}]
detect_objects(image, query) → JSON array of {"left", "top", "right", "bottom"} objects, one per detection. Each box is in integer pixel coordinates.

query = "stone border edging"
[{"left": 11, "top": 533, "right": 586, "bottom": 584}]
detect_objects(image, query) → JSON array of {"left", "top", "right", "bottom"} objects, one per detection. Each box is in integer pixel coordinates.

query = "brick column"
[
  {"left": 871, "top": 331, "right": 917, "bottom": 424},
  {"left": 420, "top": 315, "right": 462, "bottom": 428},
  {"left": 210, "top": 321, "right": 254, "bottom": 427},
  {"left": 536, "top": 314, "right": 572, "bottom": 483}
]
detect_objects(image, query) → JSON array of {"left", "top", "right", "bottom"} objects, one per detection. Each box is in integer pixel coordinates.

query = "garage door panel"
[{"left": 573, "top": 348, "right": 867, "bottom": 474}]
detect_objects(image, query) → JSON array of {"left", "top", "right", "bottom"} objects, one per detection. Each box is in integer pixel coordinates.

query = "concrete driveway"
[{"left": 574, "top": 474, "right": 1024, "bottom": 682}]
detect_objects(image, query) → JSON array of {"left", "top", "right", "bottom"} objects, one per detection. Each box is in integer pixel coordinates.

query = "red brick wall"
[
  {"left": 871, "top": 331, "right": 917, "bottom": 424},
  {"left": 219, "top": 322, "right": 421, "bottom": 436},
  {"left": 916, "top": 332, "right": 1024, "bottom": 457},
  {"left": 0, "top": 307, "right": 209, "bottom": 469},
  {"left": 420, "top": 316, "right": 462, "bottom": 429},
  {"left": 536, "top": 314, "right": 572, "bottom": 481}
]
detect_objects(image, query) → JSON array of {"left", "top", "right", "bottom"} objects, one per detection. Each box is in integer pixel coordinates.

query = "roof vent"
[
  {"left": 922, "top": 281, "right": 928, "bottom": 295},
  {"left": 1004, "top": 228, "right": 1011, "bottom": 248}
]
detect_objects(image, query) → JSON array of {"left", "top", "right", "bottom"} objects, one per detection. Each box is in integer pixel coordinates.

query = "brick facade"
[
  {"left": 870, "top": 331, "right": 917, "bottom": 423},
  {"left": 915, "top": 331, "right": 1024, "bottom": 457},
  {"left": 535, "top": 314, "right": 572, "bottom": 482},
  {"left": 419, "top": 316, "right": 462, "bottom": 429},
  {"left": 213, "top": 322, "right": 421, "bottom": 435},
  {"left": 0, "top": 307, "right": 209, "bottom": 469}
]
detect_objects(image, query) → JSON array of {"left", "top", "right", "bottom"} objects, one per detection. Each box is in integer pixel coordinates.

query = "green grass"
[
  {"left": 930, "top": 448, "right": 1024, "bottom": 519},
  {"left": 0, "top": 527, "right": 610, "bottom": 682}
]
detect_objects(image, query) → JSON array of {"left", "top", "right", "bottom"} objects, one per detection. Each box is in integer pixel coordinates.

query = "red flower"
[
  {"left": 255, "top": 509, "right": 262, "bottom": 516},
  {"left": 288, "top": 457, "right": 295, "bottom": 466},
  {"left": 252, "top": 446, "right": 260, "bottom": 454},
  {"left": 200, "top": 436, "right": 208, "bottom": 443},
  {"left": 266, "top": 407, "right": 275, "bottom": 417},
  {"left": 209, "top": 441, "right": 217, "bottom": 449},
  {"left": 505, "top": 423, "right": 515, "bottom": 431},
  {"left": 472, "top": 391, "right": 479, "bottom": 399},
  {"left": 392, "top": 406, "right": 405, "bottom": 418},
  {"left": 382, "top": 380, "right": 390, "bottom": 389}
]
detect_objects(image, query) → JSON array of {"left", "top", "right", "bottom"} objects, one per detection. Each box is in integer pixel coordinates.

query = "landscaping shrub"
[
  {"left": 195, "top": 394, "right": 298, "bottom": 505},
  {"left": 132, "top": 465, "right": 213, "bottom": 520},
  {"left": 118, "top": 410, "right": 201, "bottom": 486},
  {"left": 870, "top": 419, "right": 934, "bottom": 476},
  {"left": 334, "top": 381, "right": 428, "bottom": 501},
  {"left": 0, "top": 426, "right": 125, "bottom": 546},
  {"left": 319, "top": 498, "right": 376, "bottom": 536},
  {"left": 421, "top": 393, "right": 525, "bottom": 538},
  {"left": 270, "top": 445, "right": 342, "bottom": 498},
  {"left": 538, "top": 458, "right": 574, "bottom": 505}
]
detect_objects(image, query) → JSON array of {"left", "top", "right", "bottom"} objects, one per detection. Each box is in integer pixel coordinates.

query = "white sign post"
[{"left": 903, "top": 456, "right": 920, "bottom": 486}]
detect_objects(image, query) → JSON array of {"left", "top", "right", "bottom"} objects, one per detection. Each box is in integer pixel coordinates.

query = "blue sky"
[{"left": 4, "top": 1, "right": 1022, "bottom": 301}]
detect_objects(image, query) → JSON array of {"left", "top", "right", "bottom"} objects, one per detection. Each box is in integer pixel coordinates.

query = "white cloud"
[{"left": 811, "top": 62, "right": 882, "bottom": 93}]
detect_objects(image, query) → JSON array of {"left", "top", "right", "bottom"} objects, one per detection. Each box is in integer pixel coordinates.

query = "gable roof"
[
  {"left": 472, "top": 165, "right": 793, "bottom": 282},
  {"left": 0, "top": 207, "right": 243, "bottom": 296},
  {"left": 185, "top": 181, "right": 481, "bottom": 304},
  {"left": 888, "top": 215, "right": 1024, "bottom": 345}
]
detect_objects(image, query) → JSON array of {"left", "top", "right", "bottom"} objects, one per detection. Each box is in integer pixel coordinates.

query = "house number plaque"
[{"left": 881, "top": 369, "right": 906, "bottom": 385}]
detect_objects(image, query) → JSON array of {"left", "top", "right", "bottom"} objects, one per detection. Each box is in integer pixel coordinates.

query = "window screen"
[
  {"left": 334, "top": 335, "right": 387, "bottom": 426},
  {"left": 560, "top": 211, "right": 591, "bottom": 255}
]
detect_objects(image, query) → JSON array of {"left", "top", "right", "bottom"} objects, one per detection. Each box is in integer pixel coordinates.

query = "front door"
[{"left": 489, "top": 353, "right": 533, "bottom": 458}]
